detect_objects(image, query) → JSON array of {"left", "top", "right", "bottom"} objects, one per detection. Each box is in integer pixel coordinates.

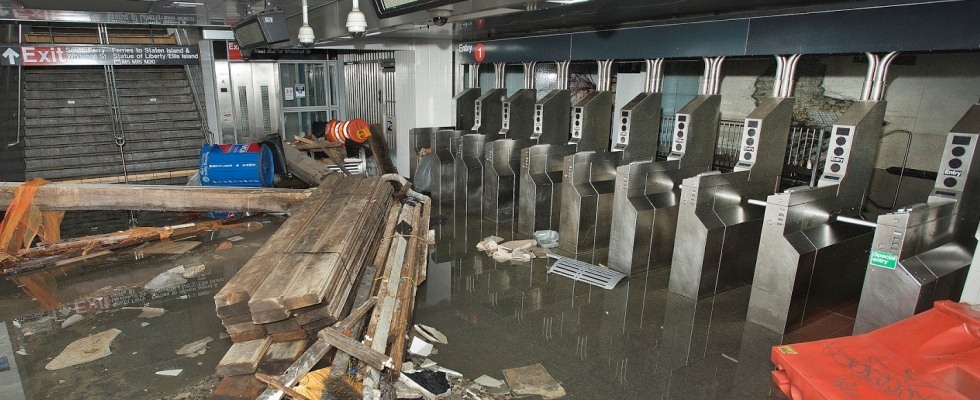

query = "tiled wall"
[{"left": 394, "top": 39, "right": 454, "bottom": 175}]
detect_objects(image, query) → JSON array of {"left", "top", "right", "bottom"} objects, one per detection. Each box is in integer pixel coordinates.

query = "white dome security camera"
[
  {"left": 298, "top": 24, "right": 315, "bottom": 46},
  {"left": 428, "top": 6, "right": 452, "bottom": 26},
  {"left": 346, "top": 0, "right": 367, "bottom": 38}
]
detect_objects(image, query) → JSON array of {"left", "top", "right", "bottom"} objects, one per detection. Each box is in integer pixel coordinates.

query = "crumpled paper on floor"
[{"left": 476, "top": 237, "right": 547, "bottom": 263}]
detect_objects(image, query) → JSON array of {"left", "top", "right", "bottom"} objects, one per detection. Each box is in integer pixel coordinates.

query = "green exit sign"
[{"left": 870, "top": 250, "right": 898, "bottom": 269}]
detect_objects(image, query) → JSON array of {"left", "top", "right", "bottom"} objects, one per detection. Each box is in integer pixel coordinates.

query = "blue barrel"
[{"left": 199, "top": 143, "right": 275, "bottom": 187}]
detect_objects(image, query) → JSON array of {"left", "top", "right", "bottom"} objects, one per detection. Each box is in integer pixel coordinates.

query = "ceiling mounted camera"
[
  {"left": 297, "top": 0, "right": 315, "bottom": 47},
  {"left": 428, "top": 6, "right": 452, "bottom": 26},
  {"left": 346, "top": 0, "right": 367, "bottom": 38}
]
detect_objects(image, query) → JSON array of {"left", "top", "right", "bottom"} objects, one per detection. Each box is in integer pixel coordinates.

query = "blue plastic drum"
[{"left": 199, "top": 143, "right": 275, "bottom": 187}]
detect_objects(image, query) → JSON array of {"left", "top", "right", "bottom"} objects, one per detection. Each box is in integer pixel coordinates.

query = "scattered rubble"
[
  {"left": 45, "top": 328, "right": 121, "bottom": 370},
  {"left": 144, "top": 266, "right": 188, "bottom": 291},
  {"left": 176, "top": 336, "right": 214, "bottom": 358},
  {"left": 476, "top": 236, "right": 549, "bottom": 263},
  {"left": 414, "top": 324, "right": 448, "bottom": 345},
  {"left": 181, "top": 264, "right": 207, "bottom": 279},
  {"left": 155, "top": 369, "right": 183, "bottom": 376},
  {"left": 502, "top": 363, "right": 566, "bottom": 399},
  {"left": 122, "top": 306, "right": 166, "bottom": 318},
  {"left": 60, "top": 314, "right": 83, "bottom": 329}
]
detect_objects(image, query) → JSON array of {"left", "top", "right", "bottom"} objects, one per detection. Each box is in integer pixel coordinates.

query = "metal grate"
[
  {"left": 547, "top": 255, "right": 626, "bottom": 290},
  {"left": 237, "top": 86, "right": 250, "bottom": 139},
  {"left": 260, "top": 85, "right": 272, "bottom": 133}
]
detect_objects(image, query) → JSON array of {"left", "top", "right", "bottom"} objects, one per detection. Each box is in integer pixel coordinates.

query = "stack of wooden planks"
[{"left": 212, "top": 172, "right": 398, "bottom": 390}]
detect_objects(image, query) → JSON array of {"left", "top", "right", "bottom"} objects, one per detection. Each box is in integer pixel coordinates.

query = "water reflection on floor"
[
  {"left": 414, "top": 210, "right": 855, "bottom": 399},
  {"left": 0, "top": 213, "right": 284, "bottom": 399}
]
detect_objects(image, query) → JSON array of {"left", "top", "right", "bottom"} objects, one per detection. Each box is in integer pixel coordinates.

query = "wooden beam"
[
  {"left": 368, "top": 124, "right": 397, "bottom": 175},
  {"left": 318, "top": 328, "right": 393, "bottom": 371},
  {"left": 282, "top": 143, "right": 337, "bottom": 186},
  {"left": 0, "top": 183, "right": 311, "bottom": 213}
]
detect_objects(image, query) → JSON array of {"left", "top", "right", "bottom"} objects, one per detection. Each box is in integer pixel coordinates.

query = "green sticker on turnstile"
[{"left": 870, "top": 250, "right": 898, "bottom": 269}]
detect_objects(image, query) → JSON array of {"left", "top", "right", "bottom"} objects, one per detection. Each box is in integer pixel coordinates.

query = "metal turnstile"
[
  {"left": 500, "top": 89, "right": 537, "bottom": 139},
  {"left": 747, "top": 100, "right": 885, "bottom": 334},
  {"left": 484, "top": 139, "right": 536, "bottom": 222},
  {"left": 533, "top": 90, "right": 572, "bottom": 145},
  {"left": 431, "top": 130, "right": 468, "bottom": 213},
  {"left": 517, "top": 144, "right": 577, "bottom": 235},
  {"left": 611, "top": 92, "right": 661, "bottom": 161},
  {"left": 454, "top": 133, "right": 489, "bottom": 217},
  {"left": 607, "top": 95, "right": 722, "bottom": 274},
  {"left": 669, "top": 97, "right": 794, "bottom": 300},
  {"left": 568, "top": 91, "right": 615, "bottom": 152},
  {"left": 473, "top": 89, "right": 507, "bottom": 136},
  {"left": 854, "top": 104, "right": 980, "bottom": 333},
  {"left": 409, "top": 127, "right": 451, "bottom": 180},
  {"left": 557, "top": 151, "right": 619, "bottom": 254},
  {"left": 454, "top": 88, "right": 480, "bottom": 131}
]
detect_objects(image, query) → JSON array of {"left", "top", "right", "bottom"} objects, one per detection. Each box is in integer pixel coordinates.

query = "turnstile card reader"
[
  {"left": 432, "top": 130, "right": 467, "bottom": 211},
  {"left": 557, "top": 151, "right": 619, "bottom": 254},
  {"left": 453, "top": 133, "right": 488, "bottom": 217},
  {"left": 612, "top": 92, "right": 662, "bottom": 162},
  {"left": 500, "top": 89, "right": 537, "bottom": 140},
  {"left": 533, "top": 90, "right": 573, "bottom": 146},
  {"left": 473, "top": 89, "right": 507, "bottom": 136},
  {"left": 454, "top": 88, "right": 480, "bottom": 130},
  {"left": 484, "top": 139, "right": 537, "bottom": 223},
  {"left": 569, "top": 91, "right": 615, "bottom": 152},
  {"left": 607, "top": 94, "right": 722, "bottom": 274},
  {"left": 669, "top": 97, "right": 794, "bottom": 300},
  {"left": 517, "top": 144, "right": 578, "bottom": 235},
  {"left": 854, "top": 104, "right": 980, "bottom": 333},
  {"left": 747, "top": 101, "right": 885, "bottom": 334}
]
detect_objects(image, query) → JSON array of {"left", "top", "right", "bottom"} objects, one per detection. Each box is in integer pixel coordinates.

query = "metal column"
[
  {"left": 854, "top": 104, "right": 980, "bottom": 333},
  {"left": 517, "top": 144, "right": 577, "bottom": 235},
  {"left": 484, "top": 139, "right": 537, "bottom": 223}
]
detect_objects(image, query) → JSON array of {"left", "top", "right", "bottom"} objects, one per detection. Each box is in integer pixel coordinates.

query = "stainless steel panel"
[
  {"left": 612, "top": 92, "right": 662, "bottom": 162},
  {"left": 533, "top": 89, "right": 572, "bottom": 146},
  {"left": 747, "top": 100, "right": 886, "bottom": 334},
  {"left": 432, "top": 130, "right": 468, "bottom": 211},
  {"left": 855, "top": 105, "right": 980, "bottom": 333},
  {"left": 455, "top": 133, "right": 489, "bottom": 217},
  {"left": 473, "top": 88, "right": 507, "bottom": 136},
  {"left": 558, "top": 151, "right": 619, "bottom": 254},
  {"left": 500, "top": 89, "right": 537, "bottom": 140},
  {"left": 669, "top": 98, "right": 793, "bottom": 300},
  {"left": 568, "top": 91, "right": 615, "bottom": 152},
  {"left": 517, "top": 144, "right": 577, "bottom": 235},
  {"left": 484, "top": 138, "right": 537, "bottom": 223},
  {"left": 607, "top": 95, "right": 722, "bottom": 275},
  {"left": 454, "top": 88, "right": 481, "bottom": 130}
]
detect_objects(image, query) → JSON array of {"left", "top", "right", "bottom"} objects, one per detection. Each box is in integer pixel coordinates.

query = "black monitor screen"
[
  {"left": 372, "top": 0, "right": 463, "bottom": 17},
  {"left": 233, "top": 20, "right": 265, "bottom": 48}
]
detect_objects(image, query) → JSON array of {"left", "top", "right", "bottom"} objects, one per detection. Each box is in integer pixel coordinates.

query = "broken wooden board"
[
  {"left": 216, "top": 337, "right": 273, "bottom": 377},
  {"left": 213, "top": 375, "right": 265, "bottom": 400},
  {"left": 318, "top": 328, "right": 392, "bottom": 371},
  {"left": 0, "top": 182, "right": 311, "bottom": 213},
  {"left": 257, "top": 339, "right": 308, "bottom": 375},
  {"left": 282, "top": 143, "right": 337, "bottom": 186}
]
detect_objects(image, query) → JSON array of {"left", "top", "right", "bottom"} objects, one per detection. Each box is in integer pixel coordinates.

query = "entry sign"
[
  {"left": 869, "top": 250, "right": 898, "bottom": 269},
  {"left": 0, "top": 44, "right": 200, "bottom": 66}
]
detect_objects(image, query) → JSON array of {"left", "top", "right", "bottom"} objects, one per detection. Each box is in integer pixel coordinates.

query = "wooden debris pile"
[{"left": 213, "top": 172, "right": 433, "bottom": 399}]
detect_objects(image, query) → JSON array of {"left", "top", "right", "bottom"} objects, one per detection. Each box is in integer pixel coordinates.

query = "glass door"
[{"left": 279, "top": 61, "right": 344, "bottom": 139}]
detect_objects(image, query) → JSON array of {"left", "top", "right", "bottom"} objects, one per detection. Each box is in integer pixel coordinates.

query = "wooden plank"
[
  {"left": 263, "top": 317, "right": 301, "bottom": 335},
  {"left": 282, "top": 144, "right": 337, "bottom": 186},
  {"left": 255, "top": 297, "right": 377, "bottom": 400},
  {"left": 279, "top": 253, "right": 341, "bottom": 311},
  {"left": 257, "top": 339, "right": 309, "bottom": 375},
  {"left": 269, "top": 330, "right": 309, "bottom": 342},
  {"left": 215, "top": 253, "right": 284, "bottom": 313},
  {"left": 219, "top": 313, "right": 254, "bottom": 327},
  {"left": 0, "top": 182, "right": 311, "bottom": 213},
  {"left": 254, "top": 373, "right": 311, "bottom": 400},
  {"left": 212, "top": 375, "right": 265, "bottom": 400},
  {"left": 248, "top": 253, "right": 316, "bottom": 324},
  {"left": 216, "top": 337, "right": 273, "bottom": 377},
  {"left": 318, "top": 328, "right": 393, "bottom": 371},
  {"left": 291, "top": 302, "right": 333, "bottom": 326},
  {"left": 230, "top": 330, "right": 268, "bottom": 343},
  {"left": 367, "top": 124, "right": 397, "bottom": 175}
]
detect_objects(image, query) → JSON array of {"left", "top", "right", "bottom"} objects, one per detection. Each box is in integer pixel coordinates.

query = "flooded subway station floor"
[
  {"left": 0, "top": 211, "right": 285, "bottom": 400},
  {"left": 0, "top": 207, "right": 858, "bottom": 399},
  {"left": 412, "top": 212, "right": 859, "bottom": 400}
]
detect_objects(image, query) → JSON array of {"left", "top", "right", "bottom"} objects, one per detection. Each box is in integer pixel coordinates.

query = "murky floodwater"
[
  {"left": 412, "top": 209, "right": 853, "bottom": 399},
  {"left": 0, "top": 212, "right": 285, "bottom": 400}
]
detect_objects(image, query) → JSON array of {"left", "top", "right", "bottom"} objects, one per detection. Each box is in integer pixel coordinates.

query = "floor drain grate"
[{"left": 546, "top": 255, "right": 625, "bottom": 290}]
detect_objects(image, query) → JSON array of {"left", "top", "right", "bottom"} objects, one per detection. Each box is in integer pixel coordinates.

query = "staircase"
[{"left": 22, "top": 66, "right": 204, "bottom": 182}]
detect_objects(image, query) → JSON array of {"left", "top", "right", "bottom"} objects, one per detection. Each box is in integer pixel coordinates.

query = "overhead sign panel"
[{"left": 0, "top": 45, "right": 200, "bottom": 66}]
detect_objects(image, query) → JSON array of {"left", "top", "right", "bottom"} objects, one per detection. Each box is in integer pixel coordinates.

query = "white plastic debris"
[
  {"left": 474, "top": 375, "right": 505, "bottom": 388},
  {"left": 61, "top": 314, "right": 83, "bottom": 329},
  {"left": 407, "top": 337, "right": 433, "bottom": 357},
  {"left": 144, "top": 267, "right": 188, "bottom": 291},
  {"left": 414, "top": 324, "right": 448, "bottom": 345},
  {"left": 155, "top": 369, "right": 182, "bottom": 376}
]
